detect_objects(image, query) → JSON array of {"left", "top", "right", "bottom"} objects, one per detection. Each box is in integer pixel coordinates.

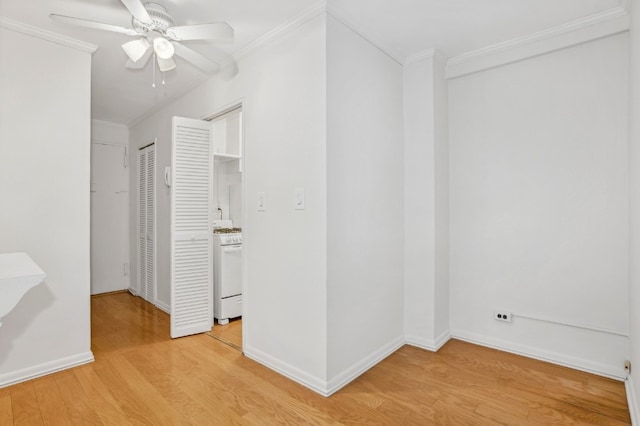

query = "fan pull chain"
[
  {"left": 162, "top": 72, "right": 166, "bottom": 86},
  {"left": 152, "top": 53, "right": 156, "bottom": 88}
]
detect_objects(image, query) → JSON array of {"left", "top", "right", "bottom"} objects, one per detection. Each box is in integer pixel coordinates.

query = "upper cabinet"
[{"left": 212, "top": 108, "right": 242, "bottom": 161}]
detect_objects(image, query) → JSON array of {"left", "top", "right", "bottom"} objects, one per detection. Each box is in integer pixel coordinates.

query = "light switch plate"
[
  {"left": 294, "top": 188, "right": 305, "bottom": 210},
  {"left": 257, "top": 192, "right": 266, "bottom": 212}
]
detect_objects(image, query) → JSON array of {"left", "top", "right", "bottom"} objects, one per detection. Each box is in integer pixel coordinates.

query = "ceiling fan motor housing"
[{"left": 132, "top": 2, "right": 174, "bottom": 35}]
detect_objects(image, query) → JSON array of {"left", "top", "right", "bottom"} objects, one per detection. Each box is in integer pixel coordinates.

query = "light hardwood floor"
[
  {"left": 1, "top": 292, "right": 630, "bottom": 425},
  {"left": 208, "top": 318, "right": 242, "bottom": 351}
]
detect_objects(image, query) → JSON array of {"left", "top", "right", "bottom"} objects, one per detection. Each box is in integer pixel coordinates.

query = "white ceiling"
[{"left": 0, "top": 0, "right": 625, "bottom": 126}]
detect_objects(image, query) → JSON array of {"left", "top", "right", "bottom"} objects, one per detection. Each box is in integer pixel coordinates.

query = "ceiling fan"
[{"left": 50, "top": 0, "right": 234, "bottom": 75}]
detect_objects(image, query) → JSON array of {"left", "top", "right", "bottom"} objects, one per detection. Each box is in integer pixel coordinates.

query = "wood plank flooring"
[
  {"left": 207, "top": 318, "right": 242, "bottom": 351},
  {"left": 0, "top": 292, "right": 630, "bottom": 425}
]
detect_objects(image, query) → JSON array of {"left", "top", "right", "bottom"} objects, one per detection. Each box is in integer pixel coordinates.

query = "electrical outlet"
[{"left": 494, "top": 311, "right": 512, "bottom": 322}]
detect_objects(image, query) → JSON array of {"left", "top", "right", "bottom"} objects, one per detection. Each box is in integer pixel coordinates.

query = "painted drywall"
[
  {"left": 628, "top": 0, "right": 640, "bottom": 420},
  {"left": 326, "top": 15, "right": 404, "bottom": 385},
  {"left": 449, "top": 32, "right": 629, "bottom": 378},
  {"left": 403, "top": 52, "right": 450, "bottom": 349},
  {"left": 0, "top": 26, "right": 93, "bottom": 385},
  {"left": 129, "top": 13, "right": 328, "bottom": 386},
  {"left": 91, "top": 120, "right": 130, "bottom": 295}
]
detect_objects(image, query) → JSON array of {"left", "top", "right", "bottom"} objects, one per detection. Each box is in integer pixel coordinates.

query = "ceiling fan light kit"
[
  {"left": 122, "top": 38, "right": 150, "bottom": 62},
  {"left": 157, "top": 56, "right": 176, "bottom": 72},
  {"left": 153, "top": 36, "right": 175, "bottom": 60},
  {"left": 50, "top": 0, "right": 235, "bottom": 80}
]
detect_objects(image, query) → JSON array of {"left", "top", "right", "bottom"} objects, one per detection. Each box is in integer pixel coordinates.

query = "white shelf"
[
  {"left": 213, "top": 153, "right": 242, "bottom": 162},
  {"left": 0, "top": 253, "right": 46, "bottom": 327}
]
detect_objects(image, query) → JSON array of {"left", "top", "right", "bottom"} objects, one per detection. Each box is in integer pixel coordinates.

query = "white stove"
[
  {"left": 216, "top": 233, "right": 243, "bottom": 245},
  {"left": 212, "top": 220, "right": 242, "bottom": 325}
]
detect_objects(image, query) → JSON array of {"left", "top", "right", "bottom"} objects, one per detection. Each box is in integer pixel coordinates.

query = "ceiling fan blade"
[
  {"left": 119, "top": 0, "right": 153, "bottom": 25},
  {"left": 126, "top": 48, "right": 152, "bottom": 69},
  {"left": 50, "top": 14, "right": 139, "bottom": 36},
  {"left": 166, "top": 23, "right": 234, "bottom": 41},
  {"left": 172, "top": 43, "right": 220, "bottom": 74}
]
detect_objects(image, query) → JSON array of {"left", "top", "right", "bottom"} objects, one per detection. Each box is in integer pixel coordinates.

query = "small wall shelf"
[{"left": 213, "top": 153, "right": 242, "bottom": 162}]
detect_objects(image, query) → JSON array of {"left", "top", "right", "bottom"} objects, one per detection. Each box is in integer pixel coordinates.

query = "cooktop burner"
[{"left": 213, "top": 227, "right": 242, "bottom": 234}]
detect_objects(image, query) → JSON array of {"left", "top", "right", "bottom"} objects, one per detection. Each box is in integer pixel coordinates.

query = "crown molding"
[
  {"left": 326, "top": 3, "right": 404, "bottom": 65},
  {"left": 404, "top": 48, "right": 448, "bottom": 66},
  {"left": 232, "top": 0, "right": 327, "bottom": 63},
  {"left": 619, "top": 0, "right": 630, "bottom": 13},
  {"left": 446, "top": 6, "right": 629, "bottom": 79},
  {"left": 0, "top": 16, "right": 97, "bottom": 54}
]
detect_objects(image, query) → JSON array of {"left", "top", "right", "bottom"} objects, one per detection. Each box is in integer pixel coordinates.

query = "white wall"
[
  {"left": 212, "top": 161, "right": 242, "bottom": 224},
  {"left": 433, "top": 53, "right": 449, "bottom": 342},
  {"left": 449, "top": 33, "right": 629, "bottom": 378},
  {"left": 628, "top": 0, "right": 640, "bottom": 420},
  {"left": 325, "top": 15, "right": 404, "bottom": 389},
  {"left": 91, "top": 120, "right": 129, "bottom": 294},
  {"left": 0, "top": 25, "right": 93, "bottom": 385},
  {"left": 129, "top": 13, "right": 328, "bottom": 388},
  {"left": 403, "top": 52, "right": 450, "bottom": 350}
]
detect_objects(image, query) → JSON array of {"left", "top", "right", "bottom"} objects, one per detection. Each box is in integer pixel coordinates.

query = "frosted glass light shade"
[
  {"left": 122, "top": 38, "right": 150, "bottom": 62},
  {"left": 157, "top": 56, "right": 176, "bottom": 72},
  {"left": 153, "top": 37, "right": 175, "bottom": 60}
]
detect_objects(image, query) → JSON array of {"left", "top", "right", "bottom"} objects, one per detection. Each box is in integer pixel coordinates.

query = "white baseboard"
[
  {"left": 245, "top": 336, "right": 405, "bottom": 397},
  {"left": 243, "top": 345, "right": 329, "bottom": 396},
  {"left": 154, "top": 300, "right": 170, "bottom": 314},
  {"left": 406, "top": 330, "right": 451, "bottom": 352},
  {"left": 326, "top": 336, "right": 405, "bottom": 396},
  {"left": 451, "top": 329, "right": 625, "bottom": 380},
  {"left": 0, "top": 351, "right": 94, "bottom": 389},
  {"left": 627, "top": 376, "right": 640, "bottom": 425}
]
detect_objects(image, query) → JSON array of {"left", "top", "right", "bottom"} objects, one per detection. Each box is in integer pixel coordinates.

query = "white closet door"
[
  {"left": 170, "top": 117, "right": 213, "bottom": 338},
  {"left": 138, "top": 144, "right": 155, "bottom": 303},
  {"left": 145, "top": 146, "right": 155, "bottom": 302}
]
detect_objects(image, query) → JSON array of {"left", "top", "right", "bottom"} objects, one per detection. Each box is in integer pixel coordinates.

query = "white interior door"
[
  {"left": 91, "top": 143, "right": 129, "bottom": 295},
  {"left": 170, "top": 117, "right": 213, "bottom": 338},
  {"left": 138, "top": 144, "right": 156, "bottom": 303}
]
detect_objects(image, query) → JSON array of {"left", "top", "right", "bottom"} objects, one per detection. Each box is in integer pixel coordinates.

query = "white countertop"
[
  {"left": 0, "top": 252, "right": 46, "bottom": 327},
  {"left": 0, "top": 252, "right": 45, "bottom": 281}
]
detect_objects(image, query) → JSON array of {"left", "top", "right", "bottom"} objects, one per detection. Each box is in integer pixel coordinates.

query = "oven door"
[{"left": 220, "top": 244, "right": 242, "bottom": 298}]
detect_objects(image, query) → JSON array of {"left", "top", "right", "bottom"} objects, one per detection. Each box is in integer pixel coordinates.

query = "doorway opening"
[{"left": 206, "top": 106, "right": 244, "bottom": 352}]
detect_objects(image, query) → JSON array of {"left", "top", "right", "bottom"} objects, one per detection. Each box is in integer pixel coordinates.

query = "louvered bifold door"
[
  {"left": 138, "top": 145, "right": 156, "bottom": 303},
  {"left": 170, "top": 117, "right": 213, "bottom": 338},
  {"left": 145, "top": 146, "right": 155, "bottom": 303},
  {"left": 138, "top": 149, "right": 147, "bottom": 299}
]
